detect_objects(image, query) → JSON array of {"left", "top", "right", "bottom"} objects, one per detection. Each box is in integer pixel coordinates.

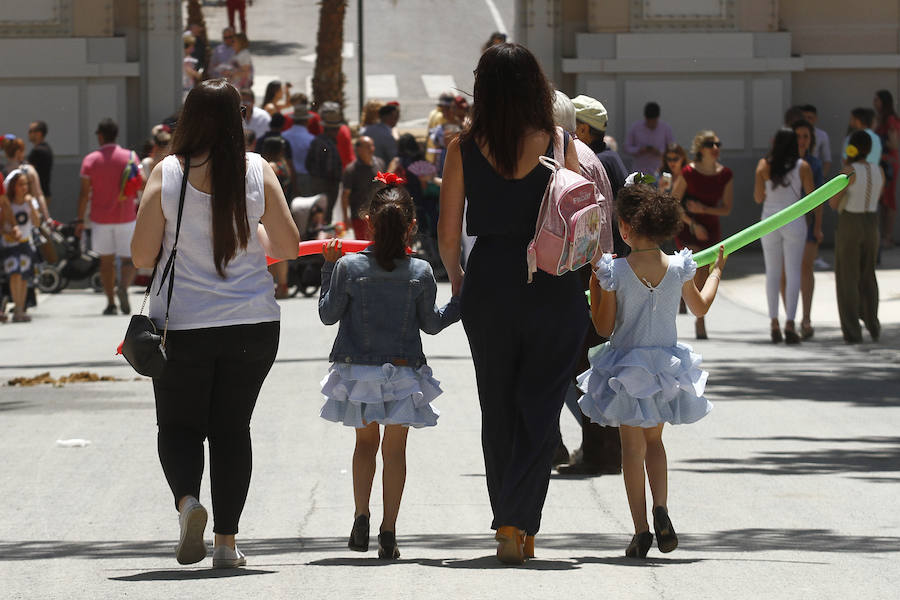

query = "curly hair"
[{"left": 615, "top": 184, "right": 684, "bottom": 244}]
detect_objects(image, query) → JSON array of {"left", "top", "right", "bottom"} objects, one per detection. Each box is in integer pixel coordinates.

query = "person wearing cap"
[
  {"left": 426, "top": 92, "right": 456, "bottom": 166},
  {"left": 76, "top": 118, "right": 145, "bottom": 315},
  {"left": 625, "top": 102, "right": 675, "bottom": 176},
  {"left": 306, "top": 102, "right": 346, "bottom": 222},
  {"left": 360, "top": 102, "right": 400, "bottom": 165},
  {"left": 283, "top": 94, "right": 316, "bottom": 196},
  {"left": 572, "top": 95, "right": 628, "bottom": 200},
  {"left": 240, "top": 89, "right": 271, "bottom": 141}
]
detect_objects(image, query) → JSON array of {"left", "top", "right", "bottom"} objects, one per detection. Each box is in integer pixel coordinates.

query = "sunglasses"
[
  {"left": 240, "top": 105, "right": 247, "bottom": 117},
  {"left": 702, "top": 140, "right": 722, "bottom": 148},
  {"left": 224, "top": 35, "right": 234, "bottom": 40},
  {"left": 665, "top": 155, "right": 681, "bottom": 162}
]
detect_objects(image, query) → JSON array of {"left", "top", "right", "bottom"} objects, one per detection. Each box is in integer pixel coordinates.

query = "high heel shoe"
[
  {"left": 653, "top": 506, "right": 679, "bottom": 553},
  {"left": 495, "top": 526, "right": 525, "bottom": 565},
  {"left": 523, "top": 535, "right": 535, "bottom": 559},
  {"left": 770, "top": 327, "right": 783, "bottom": 343},
  {"left": 625, "top": 531, "right": 653, "bottom": 558},
  {"left": 348, "top": 514, "right": 369, "bottom": 552},
  {"left": 377, "top": 530, "right": 400, "bottom": 559},
  {"left": 800, "top": 322, "right": 814, "bottom": 340}
]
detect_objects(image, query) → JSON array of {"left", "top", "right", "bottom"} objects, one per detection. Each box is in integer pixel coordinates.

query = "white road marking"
[
  {"left": 421, "top": 74, "right": 457, "bottom": 99},
  {"left": 306, "top": 75, "right": 312, "bottom": 98},
  {"left": 365, "top": 74, "right": 398, "bottom": 99},
  {"left": 484, "top": 0, "right": 508, "bottom": 37},
  {"left": 300, "top": 42, "right": 356, "bottom": 63}
]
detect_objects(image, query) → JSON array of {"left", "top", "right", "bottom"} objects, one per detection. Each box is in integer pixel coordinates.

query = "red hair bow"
[{"left": 374, "top": 171, "right": 406, "bottom": 186}]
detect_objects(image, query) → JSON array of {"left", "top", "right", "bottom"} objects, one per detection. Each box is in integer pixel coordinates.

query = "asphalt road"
[
  {"left": 1, "top": 249, "right": 898, "bottom": 599},
  {"left": 198, "top": 0, "right": 515, "bottom": 125}
]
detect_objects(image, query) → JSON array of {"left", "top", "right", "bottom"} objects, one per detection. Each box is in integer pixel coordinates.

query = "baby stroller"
[
  {"left": 35, "top": 221, "right": 101, "bottom": 293},
  {"left": 286, "top": 193, "right": 330, "bottom": 297}
]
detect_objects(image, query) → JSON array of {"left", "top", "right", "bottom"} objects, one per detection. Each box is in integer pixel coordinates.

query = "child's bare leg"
[
  {"left": 380, "top": 424, "right": 409, "bottom": 533},
  {"left": 9, "top": 274, "right": 26, "bottom": 317},
  {"left": 643, "top": 424, "right": 668, "bottom": 509},
  {"left": 353, "top": 422, "right": 380, "bottom": 518},
  {"left": 620, "top": 425, "right": 649, "bottom": 533}
]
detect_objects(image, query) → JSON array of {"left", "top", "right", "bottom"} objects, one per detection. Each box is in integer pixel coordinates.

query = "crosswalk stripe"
[
  {"left": 365, "top": 74, "right": 398, "bottom": 99},
  {"left": 421, "top": 75, "right": 457, "bottom": 99}
]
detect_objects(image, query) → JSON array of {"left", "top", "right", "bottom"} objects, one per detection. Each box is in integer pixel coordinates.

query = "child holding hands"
[
  {"left": 578, "top": 181, "right": 727, "bottom": 558},
  {"left": 318, "top": 174, "right": 460, "bottom": 559}
]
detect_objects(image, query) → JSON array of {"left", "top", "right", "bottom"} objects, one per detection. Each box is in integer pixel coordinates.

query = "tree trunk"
[{"left": 312, "top": 0, "right": 347, "bottom": 110}]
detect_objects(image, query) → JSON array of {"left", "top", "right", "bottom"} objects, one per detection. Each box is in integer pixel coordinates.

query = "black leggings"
[{"left": 153, "top": 321, "right": 279, "bottom": 535}]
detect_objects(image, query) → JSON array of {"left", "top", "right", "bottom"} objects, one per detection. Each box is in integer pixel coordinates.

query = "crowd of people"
[{"left": 1, "top": 23, "right": 898, "bottom": 572}]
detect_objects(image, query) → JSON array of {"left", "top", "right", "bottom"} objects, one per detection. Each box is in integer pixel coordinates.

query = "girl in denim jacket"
[{"left": 318, "top": 175, "right": 460, "bottom": 560}]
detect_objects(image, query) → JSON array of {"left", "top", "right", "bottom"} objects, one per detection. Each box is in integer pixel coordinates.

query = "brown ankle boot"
[{"left": 495, "top": 526, "right": 525, "bottom": 565}]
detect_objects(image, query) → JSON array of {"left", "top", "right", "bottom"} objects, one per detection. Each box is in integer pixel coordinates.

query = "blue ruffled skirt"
[
  {"left": 577, "top": 342, "right": 712, "bottom": 428},
  {"left": 320, "top": 363, "right": 442, "bottom": 428}
]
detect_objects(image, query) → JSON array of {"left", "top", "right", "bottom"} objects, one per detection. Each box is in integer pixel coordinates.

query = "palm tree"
[{"left": 312, "top": 0, "right": 347, "bottom": 110}]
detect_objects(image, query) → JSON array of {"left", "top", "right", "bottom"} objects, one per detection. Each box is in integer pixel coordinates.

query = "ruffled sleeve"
[
  {"left": 594, "top": 253, "right": 618, "bottom": 291},
  {"left": 677, "top": 248, "right": 698, "bottom": 283}
]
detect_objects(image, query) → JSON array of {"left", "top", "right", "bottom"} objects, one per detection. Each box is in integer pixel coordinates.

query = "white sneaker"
[
  {"left": 212, "top": 544, "right": 247, "bottom": 569},
  {"left": 176, "top": 496, "right": 208, "bottom": 565}
]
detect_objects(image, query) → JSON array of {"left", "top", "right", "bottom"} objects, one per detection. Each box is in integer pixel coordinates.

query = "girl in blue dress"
[
  {"left": 578, "top": 181, "right": 726, "bottom": 559},
  {"left": 318, "top": 175, "right": 460, "bottom": 560}
]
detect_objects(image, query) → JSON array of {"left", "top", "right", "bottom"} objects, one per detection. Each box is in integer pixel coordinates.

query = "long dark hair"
[
  {"left": 262, "top": 80, "right": 282, "bottom": 107},
  {"left": 460, "top": 43, "right": 555, "bottom": 178},
  {"left": 171, "top": 79, "right": 249, "bottom": 277},
  {"left": 767, "top": 128, "right": 800, "bottom": 188},
  {"left": 876, "top": 89, "right": 896, "bottom": 120},
  {"left": 366, "top": 184, "right": 415, "bottom": 271}
]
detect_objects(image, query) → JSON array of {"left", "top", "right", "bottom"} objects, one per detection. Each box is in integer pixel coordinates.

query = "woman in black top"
[{"left": 438, "top": 43, "right": 590, "bottom": 564}]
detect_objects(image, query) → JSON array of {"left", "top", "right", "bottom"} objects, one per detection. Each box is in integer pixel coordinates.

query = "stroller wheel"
[
  {"left": 37, "top": 265, "right": 64, "bottom": 294},
  {"left": 90, "top": 271, "right": 104, "bottom": 293}
]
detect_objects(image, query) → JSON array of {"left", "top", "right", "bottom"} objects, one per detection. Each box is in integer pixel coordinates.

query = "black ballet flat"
[
  {"left": 653, "top": 506, "right": 679, "bottom": 553},
  {"left": 771, "top": 327, "right": 783, "bottom": 343},
  {"left": 784, "top": 329, "right": 801, "bottom": 345},
  {"left": 625, "top": 531, "right": 653, "bottom": 558},
  {"left": 348, "top": 514, "right": 369, "bottom": 552},
  {"left": 378, "top": 531, "right": 400, "bottom": 560}
]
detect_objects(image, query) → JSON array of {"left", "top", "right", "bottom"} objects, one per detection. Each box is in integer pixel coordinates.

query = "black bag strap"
[{"left": 137, "top": 155, "right": 190, "bottom": 348}]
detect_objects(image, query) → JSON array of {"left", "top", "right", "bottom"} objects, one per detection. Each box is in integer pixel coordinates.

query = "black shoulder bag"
[{"left": 121, "top": 156, "right": 190, "bottom": 377}]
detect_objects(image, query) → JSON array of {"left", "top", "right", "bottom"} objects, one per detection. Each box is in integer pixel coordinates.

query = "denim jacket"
[{"left": 319, "top": 248, "right": 461, "bottom": 368}]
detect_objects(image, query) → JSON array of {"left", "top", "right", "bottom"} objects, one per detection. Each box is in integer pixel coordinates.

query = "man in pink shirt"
[
  {"left": 76, "top": 118, "right": 143, "bottom": 315},
  {"left": 624, "top": 102, "right": 675, "bottom": 176}
]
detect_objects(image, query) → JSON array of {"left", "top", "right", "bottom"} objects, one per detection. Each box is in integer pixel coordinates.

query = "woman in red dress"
[
  {"left": 874, "top": 90, "right": 900, "bottom": 247},
  {"left": 672, "top": 130, "right": 733, "bottom": 339}
]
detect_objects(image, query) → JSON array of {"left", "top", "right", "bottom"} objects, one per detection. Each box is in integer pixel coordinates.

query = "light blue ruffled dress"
[
  {"left": 320, "top": 363, "right": 443, "bottom": 428},
  {"left": 577, "top": 249, "right": 712, "bottom": 428}
]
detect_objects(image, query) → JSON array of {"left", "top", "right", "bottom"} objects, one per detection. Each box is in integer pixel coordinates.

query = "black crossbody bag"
[{"left": 121, "top": 157, "right": 190, "bottom": 377}]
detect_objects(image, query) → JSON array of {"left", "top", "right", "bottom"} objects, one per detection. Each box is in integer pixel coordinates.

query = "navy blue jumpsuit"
[{"left": 459, "top": 135, "right": 590, "bottom": 535}]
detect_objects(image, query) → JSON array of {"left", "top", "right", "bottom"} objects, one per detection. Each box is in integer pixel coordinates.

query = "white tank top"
[
  {"left": 842, "top": 162, "right": 884, "bottom": 214},
  {"left": 149, "top": 153, "right": 279, "bottom": 330},
  {"left": 762, "top": 161, "right": 803, "bottom": 217},
  {"left": 2, "top": 199, "right": 35, "bottom": 247}
]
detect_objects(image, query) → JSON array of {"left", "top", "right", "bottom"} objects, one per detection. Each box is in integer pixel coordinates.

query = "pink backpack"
[{"left": 526, "top": 128, "right": 603, "bottom": 282}]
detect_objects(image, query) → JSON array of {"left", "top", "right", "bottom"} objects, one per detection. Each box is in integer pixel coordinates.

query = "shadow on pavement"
[
  {"left": 109, "top": 567, "right": 276, "bottom": 581},
  {"left": 676, "top": 436, "right": 900, "bottom": 477},
  {"left": 4, "top": 529, "right": 898, "bottom": 561},
  {"left": 308, "top": 555, "right": 577, "bottom": 570},
  {"left": 248, "top": 40, "right": 306, "bottom": 56}
]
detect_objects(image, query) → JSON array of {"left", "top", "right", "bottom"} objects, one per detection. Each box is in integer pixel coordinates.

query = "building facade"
[
  {"left": 518, "top": 0, "right": 900, "bottom": 241},
  {"left": 0, "top": 0, "right": 181, "bottom": 219}
]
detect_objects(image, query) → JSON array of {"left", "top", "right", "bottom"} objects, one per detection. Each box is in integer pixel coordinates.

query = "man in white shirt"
[
  {"left": 800, "top": 104, "right": 832, "bottom": 175},
  {"left": 241, "top": 89, "right": 271, "bottom": 141},
  {"left": 624, "top": 102, "right": 675, "bottom": 176}
]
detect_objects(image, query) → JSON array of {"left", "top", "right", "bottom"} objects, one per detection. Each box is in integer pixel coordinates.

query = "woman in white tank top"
[
  {"left": 131, "top": 80, "right": 299, "bottom": 569},
  {"left": 754, "top": 128, "right": 815, "bottom": 344},
  {"left": 828, "top": 130, "right": 885, "bottom": 343}
]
